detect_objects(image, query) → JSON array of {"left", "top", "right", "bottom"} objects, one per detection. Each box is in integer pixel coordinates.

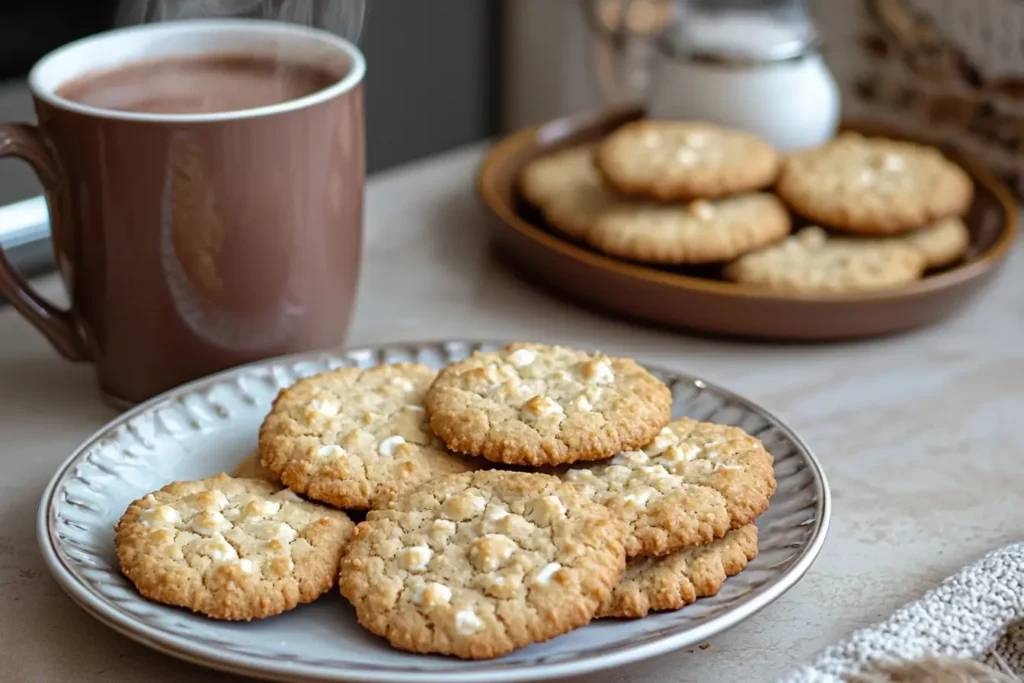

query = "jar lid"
[
  {"left": 585, "top": 0, "right": 679, "bottom": 40},
  {"left": 662, "top": 1, "right": 821, "bottom": 65}
]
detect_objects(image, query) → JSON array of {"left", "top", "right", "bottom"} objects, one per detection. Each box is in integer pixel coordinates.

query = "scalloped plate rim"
[{"left": 37, "top": 339, "right": 832, "bottom": 683}]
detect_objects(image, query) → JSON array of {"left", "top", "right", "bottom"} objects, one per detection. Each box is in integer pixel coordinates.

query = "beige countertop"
[{"left": 2, "top": 144, "right": 1023, "bottom": 683}]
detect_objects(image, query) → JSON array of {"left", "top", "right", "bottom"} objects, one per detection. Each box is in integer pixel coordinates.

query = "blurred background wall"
[
  {"left": 3, "top": 1, "right": 1017, "bottom": 217},
  {"left": 0, "top": 0, "right": 503, "bottom": 206}
]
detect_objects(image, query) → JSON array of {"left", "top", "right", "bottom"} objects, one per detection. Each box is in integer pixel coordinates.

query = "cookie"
[
  {"left": 232, "top": 449, "right": 279, "bottom": 483},
  {"left": 903, "top": 216, "right": 970, "bottom": 269},
  {"left": 598, "top": 524, "right": 758, "bottom": 619},
  {"left": 521, "top": 145, "right": 619, "bottom": 238},
  {"left": 259, "top": 363, "right": 477, "bottom": 510},
  {"left": 561, "top": 417, "right": 775, "bottom": 558},
  {"left": 723, "top": 226, "right": 927, "bottom": 293},
  {"left": 114, "top": 473, "right": 354, "bottom": 621},
  {"left": 777, "top": 132, "right": 974, "bottom": 234},
  {"left": 585, "top": 193, "right": 790, "bottom": 264},
  {"left": 424, "top": 343, "right": 672, "bottom": 466},
  {"left": 521, "top": 144, "right": 596, "bottom": 207},
  {"left": 595, "top": 120, "right": 780, "bottom": 200},
  {"left": 339, "top": 471, "right": 626, "bottom": 659}
]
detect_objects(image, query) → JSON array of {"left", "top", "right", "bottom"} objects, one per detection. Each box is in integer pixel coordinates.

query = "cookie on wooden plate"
[
  {"left": 339, "top": 471, "right": 626, "bottom": 659},
  {"left": 520, "top": 145, "right": 617, "bottom": 238},
  {"left": 115, "top": 474, "right": 354, "bottom": 621},
  {"left": 521, "top": 144, "right": 596, "bottom": 207},
  {"left": 561, "top": 417, "right": 775, "bottom": 558},
  {"left": 586, "top": 193, "right": 791, "bottom": 264},
  {"left": 903, "top": 216, "right": 971, "bottom": 269},
  {"left": 259, "top": 363, "right": 478, "bottom": 510},
  {"left": 596, "top": 120, "right": 780, "bottom": 201},
  {"left": 723, "top": 226, "right": 928, "bottom": 293},
  {"left": 424, "top": 343, "right": 672, "bottom": 466},
  {"left": 598, "top": 525, "right": 759, "bottom": 619},
  {"left": 231, "top": 449, "right": 279, "bottom": 484},
  {"left": 777, "top": 132, "right": 974, "bottom": 235}
]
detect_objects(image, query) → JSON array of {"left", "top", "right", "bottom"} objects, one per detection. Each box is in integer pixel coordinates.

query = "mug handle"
[{"left": 0, "top": 123, "right": 91, "bottom": 361}]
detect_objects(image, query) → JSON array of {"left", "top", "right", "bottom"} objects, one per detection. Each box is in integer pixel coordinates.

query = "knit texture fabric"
[{"left": 777, "top": 542, "right": 1024, "bottom": 682}]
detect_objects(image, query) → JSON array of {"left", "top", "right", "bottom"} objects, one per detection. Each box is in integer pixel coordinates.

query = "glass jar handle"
[{"left": 581, "top": 0, "right": 667, "bottom": 105}]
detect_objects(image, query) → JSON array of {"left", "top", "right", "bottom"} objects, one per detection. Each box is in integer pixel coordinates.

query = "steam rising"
[{"left": 115, "top": 0, "right": 366, "bottom": 42}]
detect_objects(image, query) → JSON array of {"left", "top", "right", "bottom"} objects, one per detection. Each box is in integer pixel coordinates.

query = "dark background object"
[
  {"left": 0, "top": 3, "right": 121, "bottom": 80},
  {"left": 361, "top": 0, "right": 502, "bottom": 172}
]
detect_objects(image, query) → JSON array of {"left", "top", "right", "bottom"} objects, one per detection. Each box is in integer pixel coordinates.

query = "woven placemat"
[{"left": 777, "top": 542, "right": 1024, "bottom": 682}]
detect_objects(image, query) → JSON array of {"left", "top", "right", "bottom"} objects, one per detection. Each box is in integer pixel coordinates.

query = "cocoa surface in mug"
[{"left": 57, "top": 53, "right": 339, "bottom": 114}]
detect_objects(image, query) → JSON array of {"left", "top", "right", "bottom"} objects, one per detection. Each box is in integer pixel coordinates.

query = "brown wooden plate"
[{"left": 477, "top": 106, "right": 1018, "bottom": 340}]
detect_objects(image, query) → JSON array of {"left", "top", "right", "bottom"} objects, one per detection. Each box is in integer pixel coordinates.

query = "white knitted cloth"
[{"left": 777, "top": 543, "right": 1024, "bottom": 682}]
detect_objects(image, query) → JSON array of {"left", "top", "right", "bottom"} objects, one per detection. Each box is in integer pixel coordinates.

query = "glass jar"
[{"left": 583, "top": 0, "right": 841, "bottom": 151}]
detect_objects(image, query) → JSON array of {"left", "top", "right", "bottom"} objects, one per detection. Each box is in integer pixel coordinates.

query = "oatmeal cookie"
[
  {"left": 520, "top": 144, "right": 618, "bottom": 238},
  {"left": 598, "top": 524, "right": 758, "bottom": 618},
  {"left": 424, "top": 343, "right": 672, "bottom": 466},
  {"left": 561, "top": 417, "right": 775, "bottom": 558},
  {"left": 777, "top": 132, "right": 973, "bottom": 234},
  {"left": 114, "top": 473, "right": 354, "bottom": 620},
  {"left": 723, "top": 226, "right": 928, "bottom": 293},
  {"left": 259, "top": 363, "right": 478, "bottom": 510},
  {"left": 596, "top": 120, "right": 780, "bottom": 200},
  {"left": 586, "top": 193, "right": 790, "bottom": 264},
  {"left": 339, "top": 471, "right": 626, "bottom": 659},
  {"left": 903, "top": 216, "right": 970, "bottom": 269}
]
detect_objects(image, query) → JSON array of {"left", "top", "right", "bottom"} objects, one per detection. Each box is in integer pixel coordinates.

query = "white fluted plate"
[{"left": 38, "top": 341, "right": 830, "bottom": 683}]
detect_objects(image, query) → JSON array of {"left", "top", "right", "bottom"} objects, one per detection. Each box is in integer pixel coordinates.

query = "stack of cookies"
[
  {"left": 523, "top": 120, "right": 790, "bottom": 267},
  {"left": 113, "top": 343, "right": 777, "bottom": 660},
  {"left": 731, "top": 132, "right": 974, "bottom": 293},
  {"left": 521, "top": 120, "right": 974, "bottom": 294}
]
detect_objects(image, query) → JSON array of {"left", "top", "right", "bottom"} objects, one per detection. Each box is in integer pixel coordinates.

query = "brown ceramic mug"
[{"left": 0, "top": 19, "right": 365, "bottom": 407}]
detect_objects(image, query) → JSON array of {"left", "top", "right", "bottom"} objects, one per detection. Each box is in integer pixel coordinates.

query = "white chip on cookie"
[
  {"left": 533, "top": 562, "right": 563, "bottom": 585},
  {"left": 413, "top": 581, "right": 452, "bottom": 608},
  {"left": 400, "top": 545, "right": 432, "bottom": 572},
  {"left": 141, "top": 504, "right": 180, "bottom": 526},
  {"left": 308, "top": 398, "right": 340, "bottom": 419},
  {"left": 470, "top": 534, "right": 517, "bottom": 571},
  {"left": 509, "top": 348, "right": 537, "bottom": 368},
  {"left": 378, "top": 435, "right": 406, "bottom": 457},
  {"left": 316, "top": 444, "right": 345, "bottom": 459},
  {"left": 454, "top": 608, "right": 484, "bottom": 636}
]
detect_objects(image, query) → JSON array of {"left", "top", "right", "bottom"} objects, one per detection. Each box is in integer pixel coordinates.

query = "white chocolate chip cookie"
[
  {"left": 114, "top": 474, "right": 354, "bottom": 620},
  {"left": 598, "top": 525, "right": 758, "bottom": 618},
  {"left": 520, "top": 144, "right": 620, "bottom": 239},
  {"left": 424, "top": 343, "right": 672, "bottom": 466},
  {"left": 339, "top": 471, "right": 626, "bottom": 660},
  {"left": 259, "top": 363, "right": 479, "bottom": 510},
  {"left": 231, "top": 449, "right": 279, "bottom": 483},
  {"left": 902, "top": 216, "right": 971, "bottom": 269},
  {"left": 723, "top": 226, "right": 928, "bottom": 293},
  {"left": 777, "top": 132, "right": 974, "bottom": 234},
  {"left": 596, "top": 120, "right": 780, "bottom": 201},
  {"left": 585, "top": 193, "right": 791, "bottom": 265},
  {"left": 561, "top": 417, "right": 775, "bottom": 558}
]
